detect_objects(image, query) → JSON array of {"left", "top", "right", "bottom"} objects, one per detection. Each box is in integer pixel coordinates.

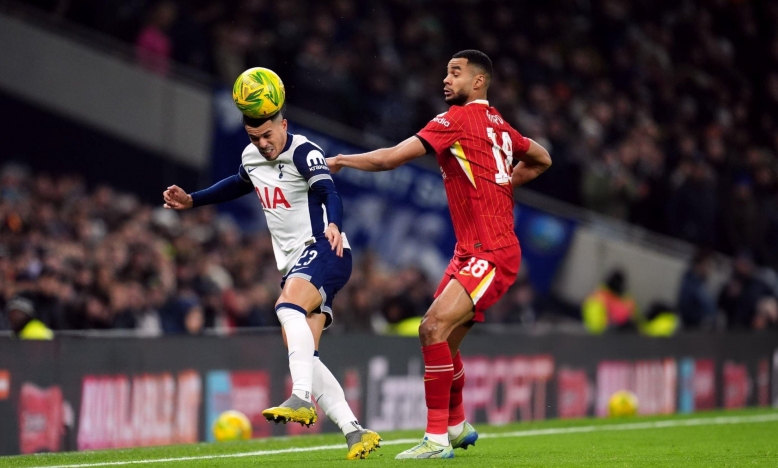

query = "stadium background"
[{"left": 0, "top": 0, "right": 776, "bottom": 456}]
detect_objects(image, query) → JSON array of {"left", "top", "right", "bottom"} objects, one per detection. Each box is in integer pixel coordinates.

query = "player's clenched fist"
[
  {"left": 163, "top": 185, "right": 193, "bottom": 210},
  {"left": 325, "top": 156, "right": 342, "bottom": 174}
]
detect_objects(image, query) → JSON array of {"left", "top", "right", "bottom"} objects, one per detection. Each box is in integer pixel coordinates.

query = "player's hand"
[
  {"left": 163, "top": 185, "right": 193, "bottom": 210},
  {"left": 324, "top": 223, "right": 344, "bottom": 257},
  {"left": 326, "top": 156, "right": 342, "bottom": 174}
]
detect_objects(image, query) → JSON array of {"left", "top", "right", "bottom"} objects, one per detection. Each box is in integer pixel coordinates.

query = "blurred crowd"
[
  {"left": 0, "top": 165, "right": 443, "bottom": 335},
  {"left": 2, "top": 166, "right": 774, "bottom": 336},
  {"left": 33, "top": 0, "right": 778, "bottom": 269},
  {"left": 11, "top": 0, "right": 778, "bottom": 334}
]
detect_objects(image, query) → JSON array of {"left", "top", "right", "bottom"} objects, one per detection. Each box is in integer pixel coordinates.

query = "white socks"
[
  {"left": 313, "top": 355, "right": 361, "bottom": 436},
  {"left": 448, "top": 421, "right": 465, "bottom": 439},
  {"left": 276, "top": 305, "right": 314, "bottom": 401},
  {"left": 275, "top": 304, "right": 361, "bottom": 436}
]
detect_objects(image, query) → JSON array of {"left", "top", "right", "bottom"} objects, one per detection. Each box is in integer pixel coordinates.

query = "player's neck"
[{"left": 463, "top": 95, "right": 488, "bottom": 106}]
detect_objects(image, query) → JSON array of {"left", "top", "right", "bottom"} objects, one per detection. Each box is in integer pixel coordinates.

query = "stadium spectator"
[
  {"left": 5, "top": 296, "right": 53, "bottom": 340},
  {"left": 752, "top": 296, "right": 778, "bottom": 331},
  {"left": 486, "top": 277, "right": 539, "bottom": 326},
  {"left": 378, "top": 295, "right": 421, "bottom": 336},
  {"left": 135, "top": 1, "right": 177, "bottom": 75},
  {"left": 160, "top": 295, "right": 204, "bottom": 335},
  {"left": 581, "top": 148, "right": 639, "bottom": 220},
  {"left": 717, "top": 251, "right": 774, "bottom": 329},
  {"left": 667, "top": 158, "right": 717, "bottom": 247},
  {"left": 721, "top": 176, "right": 761, "bottom": 254},
  {"left": 582, "top": 269, "right": 638, "bottom": 334},
  {"left": 640, "top": 302, "right": 679, "bottom": 337},
  {"left": 677, "top": 250, "right": 718, "bottom": 330}
]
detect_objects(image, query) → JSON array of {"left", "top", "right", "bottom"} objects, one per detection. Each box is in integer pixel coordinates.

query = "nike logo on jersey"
[{"left": 247, "top": 167, "right": 257, "bottom": 173}]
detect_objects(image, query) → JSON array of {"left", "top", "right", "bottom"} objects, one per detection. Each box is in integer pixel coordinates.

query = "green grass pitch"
[{"left": 4, "top": 409, "right": 777, "bottom": 467}]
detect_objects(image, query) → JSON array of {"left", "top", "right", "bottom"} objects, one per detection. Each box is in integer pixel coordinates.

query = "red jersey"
[{"left": 416, "top": 100, "right": 530, "bottom": 255}]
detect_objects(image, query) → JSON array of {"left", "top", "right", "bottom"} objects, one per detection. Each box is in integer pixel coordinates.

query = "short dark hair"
[
  {"left": 242, "top": 104, "right": 286, "bottom": 128},
  {"left": 452, "top": 49, "right": 493, "bottom": 80}
]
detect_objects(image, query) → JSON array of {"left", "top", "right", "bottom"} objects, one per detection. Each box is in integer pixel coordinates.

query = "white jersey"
[{"left": 241, "top": 133, "right": 350, "bottom": 275}]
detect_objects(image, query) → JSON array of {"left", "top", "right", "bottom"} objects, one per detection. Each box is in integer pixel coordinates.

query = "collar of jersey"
[
  {"left": 466, "top": 99, "right": 489, "bottom": 106},
  {"left": 279, "top": 132, "right": 294, "bottom": 155}
]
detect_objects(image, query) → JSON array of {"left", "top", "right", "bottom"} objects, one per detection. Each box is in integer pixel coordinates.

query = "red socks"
[
  {"left": 448, "top": 350, "right": 466, "bottom": 427},
  {"left": 422, "top": 342, "right": 454, "bottom": 436}
]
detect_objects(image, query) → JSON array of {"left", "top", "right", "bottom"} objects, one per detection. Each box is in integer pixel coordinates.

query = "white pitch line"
[
  {"left": 477, "top": 413, "right": 778, "bottom": 439},
  {"left": 25, "top": 413, "right": 778, "bottom": 468}
]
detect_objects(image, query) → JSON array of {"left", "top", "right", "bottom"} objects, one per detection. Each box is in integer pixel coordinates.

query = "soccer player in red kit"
[{"left": 328, "top": 50, "right": 552, "bottom": 459}]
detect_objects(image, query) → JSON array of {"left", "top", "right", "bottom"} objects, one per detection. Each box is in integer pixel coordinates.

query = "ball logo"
[{"left": 306, "top": 151, "right": 326, "bottom": 169}]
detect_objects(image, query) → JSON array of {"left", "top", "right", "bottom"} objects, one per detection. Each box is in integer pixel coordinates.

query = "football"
[
  {"left": 608, "top": 390, "right": 639, "bottom": 417},
  {"left": 232, "top": 67, "right": 286, "bottom": 119},
  {"left": 212, "top": 410, "right": 253, "bottom": 442}
]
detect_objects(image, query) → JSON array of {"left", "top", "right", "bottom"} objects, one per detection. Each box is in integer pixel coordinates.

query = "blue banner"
[{"left": 514, "top": 204, "right": 577, "bottom": 294}]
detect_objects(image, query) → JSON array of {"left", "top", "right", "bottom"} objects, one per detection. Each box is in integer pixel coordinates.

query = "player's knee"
[
  {"left": 418, "top": 315, "right": 447, "bottom": 344},
  {"left": 275, "top": 302, "right": 308, "bottom": 326}
]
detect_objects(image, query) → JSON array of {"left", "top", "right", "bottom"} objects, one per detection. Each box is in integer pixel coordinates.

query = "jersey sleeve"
[
  {"left": 292, "top": 144, "right": 333, "bottom": 187},
  {"left": 416, "top": 108, "right": 464, "bottom": 154},
  {"left": 190, "top": 164, "right": 254, "bottom": 208},
  {"left": 508, "top": 127, "right": 531, "bottom": 156}
]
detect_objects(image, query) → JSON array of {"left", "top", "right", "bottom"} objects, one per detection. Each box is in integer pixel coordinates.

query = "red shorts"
[{"left": 434, "top": 244, "right": 521, "bottom": 322}]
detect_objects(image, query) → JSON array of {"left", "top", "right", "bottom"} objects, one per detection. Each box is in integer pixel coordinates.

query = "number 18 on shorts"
[{"left": 433, "top": 244, "right": 521, "bottom": 322}]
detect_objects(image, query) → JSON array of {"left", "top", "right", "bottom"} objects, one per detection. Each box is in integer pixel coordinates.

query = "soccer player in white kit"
[{"left": 162, "top": 106, "right": 381, "bottom": 459}]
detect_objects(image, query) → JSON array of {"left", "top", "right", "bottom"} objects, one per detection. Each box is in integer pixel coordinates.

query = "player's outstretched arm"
[
  {"left": 327, "top": 136, "right": 427, "bottom": 173},
  {"left": 511, "top": 139, "right": 552, "bottom": 188},
  {"left": 163, "top": 167, "right": 254, "bottom": 210}
]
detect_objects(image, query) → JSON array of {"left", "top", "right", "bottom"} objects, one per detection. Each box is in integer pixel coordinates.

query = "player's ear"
[
  {"left": 473, "top": 73, "right": 486, "bottom": 90},
  {"left": 281, "top": 119, "right": 288, "bottom": 132}
]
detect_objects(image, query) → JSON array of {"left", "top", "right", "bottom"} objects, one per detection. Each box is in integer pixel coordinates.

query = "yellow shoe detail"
[
  {"left": 262, "top": 401, "right": 318, "bottom": 427},
  {"left": 346, "top": 430, "right": 382, "bottom": 460}
]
